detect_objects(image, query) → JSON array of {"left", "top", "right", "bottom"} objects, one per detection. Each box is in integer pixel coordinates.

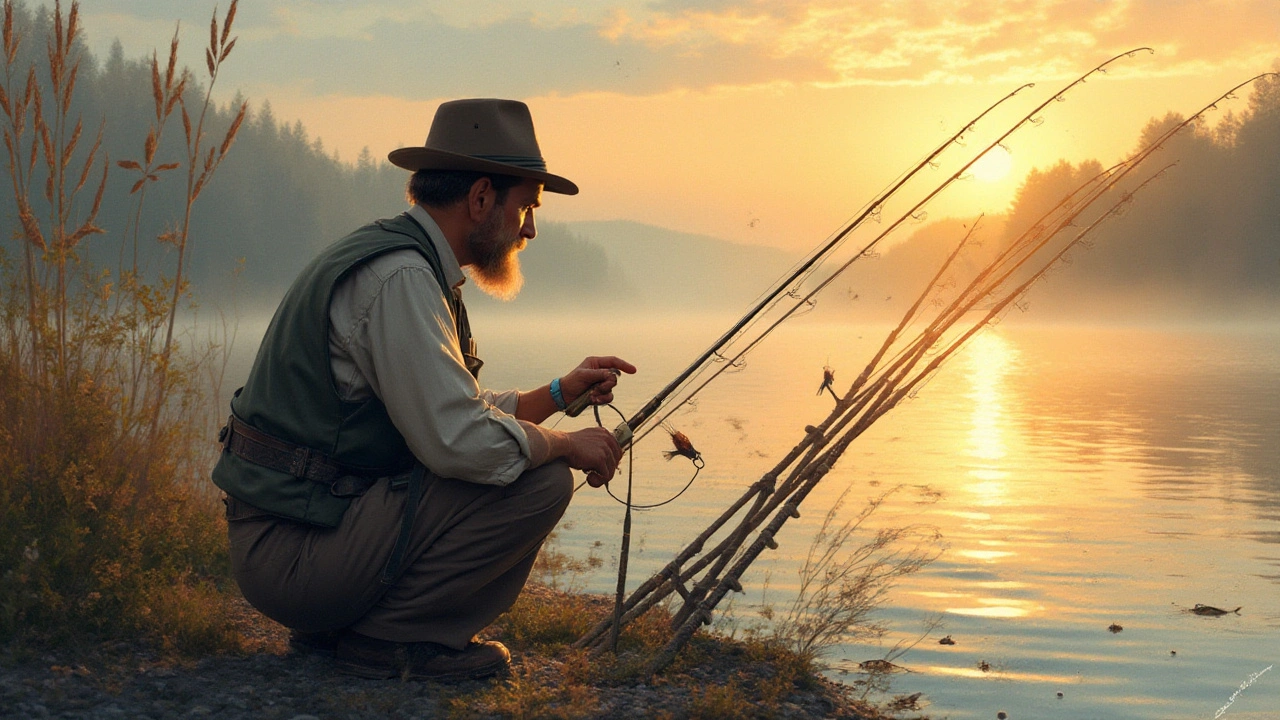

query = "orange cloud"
[{"left": 599, "top": 0, "right": 1279, "bottom": 88}]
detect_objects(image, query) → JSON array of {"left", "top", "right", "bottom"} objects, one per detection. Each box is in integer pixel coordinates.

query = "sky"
[{"left": 81, "top": 0, "right": 1280, "bottom": 251}]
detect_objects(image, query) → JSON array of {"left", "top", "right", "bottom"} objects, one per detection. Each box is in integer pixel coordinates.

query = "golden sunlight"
[
  {"left": 962, "top": 331, "right": 1018, "bottom": 505},
  {"left": 970, "top": 144, "right": 1013, "bottom": 183}
]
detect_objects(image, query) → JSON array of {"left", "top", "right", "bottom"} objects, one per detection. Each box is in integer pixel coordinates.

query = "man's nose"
[{"left": 521, "top": 211, "right": 537, "bottom": 240}]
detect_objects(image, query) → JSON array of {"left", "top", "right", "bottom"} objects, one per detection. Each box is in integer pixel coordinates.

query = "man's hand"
[
  {"left": 566, "top": 426, "right": 623, "bottom": 487},
  {"left": 559, "top": 356, "right": 637, "bottom": 408}
]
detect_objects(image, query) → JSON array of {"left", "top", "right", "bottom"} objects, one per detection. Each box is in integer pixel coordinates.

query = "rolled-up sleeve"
[{"left": 337, "top": 258, "right": 530, "bottom": 486}]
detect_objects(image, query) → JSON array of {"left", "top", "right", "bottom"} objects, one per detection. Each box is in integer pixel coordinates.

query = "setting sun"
[{"left": 970, "top": 143, "right": 1014, "bottom": 182}]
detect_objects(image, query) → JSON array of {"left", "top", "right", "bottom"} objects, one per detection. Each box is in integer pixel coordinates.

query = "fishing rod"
[
  {"left": 627, "top": 47, "right": 1154, "bottom": 449},
  {"left": 563, "top": 81, "right": 1039, "bottom": 446},
  {"left": 580, "top": 69, "right": 1272, "bottom": 662}
]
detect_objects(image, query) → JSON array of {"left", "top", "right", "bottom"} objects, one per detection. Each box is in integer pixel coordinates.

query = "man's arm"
[{"left": 332, "top": 253, "right": 631, "bottom": 486}]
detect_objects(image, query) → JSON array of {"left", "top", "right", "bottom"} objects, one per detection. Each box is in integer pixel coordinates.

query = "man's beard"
[{"left": 465, "top": 207, "right": 525, "bottom": 301}]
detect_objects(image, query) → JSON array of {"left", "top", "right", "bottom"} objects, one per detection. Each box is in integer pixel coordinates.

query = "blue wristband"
[{"left": 549, "top": 377, "right": 568, "bottom": 411}]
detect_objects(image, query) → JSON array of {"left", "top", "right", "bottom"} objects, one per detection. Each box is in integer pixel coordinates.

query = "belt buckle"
[{"left": 289, "top": 447, "right": 312, "bottom": 478}]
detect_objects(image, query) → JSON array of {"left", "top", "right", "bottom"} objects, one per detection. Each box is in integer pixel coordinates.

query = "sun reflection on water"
[{"left": 963, "top": 331, "right": 1019, "bottom": 506}]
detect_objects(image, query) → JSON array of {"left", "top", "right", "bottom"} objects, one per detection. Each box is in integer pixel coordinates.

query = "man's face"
[{"left": 466, "top": 178, "right": 542, "bottom": 300}]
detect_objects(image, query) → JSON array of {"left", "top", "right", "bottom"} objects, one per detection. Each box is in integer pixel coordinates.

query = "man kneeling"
[{"left": 212, "top": 99, "right": 634, "bottom": 680}]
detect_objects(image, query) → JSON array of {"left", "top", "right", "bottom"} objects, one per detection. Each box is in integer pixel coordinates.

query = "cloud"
[
  {"left": 605, "top": 0, "right": 1280, "bottom": 87},
  {"left": 83, "top": 0, "right": 1279, "bottom": 100}
]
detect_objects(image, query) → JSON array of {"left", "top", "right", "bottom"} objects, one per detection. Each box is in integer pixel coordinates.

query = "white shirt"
[{"left": 326, "top": 205, "right": 532, "bottom": 486}]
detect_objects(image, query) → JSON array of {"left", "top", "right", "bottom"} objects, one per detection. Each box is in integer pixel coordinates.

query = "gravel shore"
[{"left": 1, "top": 597, "right": 895, "bottom": 720}]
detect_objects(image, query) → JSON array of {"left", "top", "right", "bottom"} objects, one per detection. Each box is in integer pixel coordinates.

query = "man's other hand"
[
  {"left": 560, "top": 356, "right": 637, "bottom": 408},
  {"left": 566, "top": 426, "right": 623, "bottom": 487}
]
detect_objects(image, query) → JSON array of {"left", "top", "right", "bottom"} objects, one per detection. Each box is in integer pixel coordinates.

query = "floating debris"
[
  {"left": 997, "top": 713, "right": 1008, "bottom": 720},
  {"left": 1056, "top": 692, "right": 1064, "bottom": 698},
  {"left": 887, "top": 692, "right": 923, "bottom": 711},
  {"left": 1190, "top": 604, "right": 1241, "bottom": 616},
  {"left": 857, "top": 659, "right": 910, "bottom": 674},
  {"left": 938, "top": 635, "right": 956, "bottom": 645},
  {"left": 977, "top": 660, "right": 991, "bottom": 672},
  {"left": 1108, "top": 623, "right": 1123, "bottom": 633}
]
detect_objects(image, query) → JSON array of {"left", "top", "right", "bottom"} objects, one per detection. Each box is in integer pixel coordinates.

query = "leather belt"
[{"left": 218, "top": 415, "right": 410, "bottom": 497}]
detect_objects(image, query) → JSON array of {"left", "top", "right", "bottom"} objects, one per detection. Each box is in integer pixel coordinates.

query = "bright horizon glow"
[{"left": 971, "top": 144, "right": 1014, "bottom": 183}]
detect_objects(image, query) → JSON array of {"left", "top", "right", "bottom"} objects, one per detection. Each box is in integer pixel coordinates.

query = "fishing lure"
[{"left": 661, "top": 423, "right": 702, "bottom": 464}]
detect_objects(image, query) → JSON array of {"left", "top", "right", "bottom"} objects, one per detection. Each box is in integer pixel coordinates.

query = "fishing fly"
[
  {"left": 661, "top": 423, "right": 703, "bottom": 468},
  {"left": 817, "top": 364, "right": 838, "bottom": 401}
]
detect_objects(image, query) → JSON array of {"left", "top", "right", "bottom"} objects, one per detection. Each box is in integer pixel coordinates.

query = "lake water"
[
  {"left": 224, "top": 310, "right": 1279, "bottom": 718},
  {"left": 470, "top": 313, "right": 1280, "bottom": 720}
]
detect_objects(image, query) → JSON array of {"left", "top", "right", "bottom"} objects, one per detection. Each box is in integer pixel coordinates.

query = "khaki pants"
[{"left": 225, "top": 461, "right": 573, "bottom": 649}]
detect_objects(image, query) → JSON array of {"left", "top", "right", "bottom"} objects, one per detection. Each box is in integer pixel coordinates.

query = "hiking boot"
[
  {"left": 335, "top": 631, "right": 510, "bottom": 681},
  {"left": 288, "top": 629, "right": 341, "bottom": 656}
]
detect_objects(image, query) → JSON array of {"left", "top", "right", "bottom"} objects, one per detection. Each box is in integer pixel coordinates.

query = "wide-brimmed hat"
[{"left": 388, "top": 98, "right": 578, "bottom": 195}]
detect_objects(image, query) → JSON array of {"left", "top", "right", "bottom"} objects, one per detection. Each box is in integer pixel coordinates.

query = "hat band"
[{"left": 473, "top": 154, "right": 548, "bottom": 172}]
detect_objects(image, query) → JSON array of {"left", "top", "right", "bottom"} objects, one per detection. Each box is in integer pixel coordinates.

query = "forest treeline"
[
  {"left": 1, "top": 1, "right": 1276, "bottom": 321},
  {"left": 0, "top": 3, "right": 623, "bottom": 311},
  {"left": 865, "top": 74, "right": 1280, "bottom": 321}
]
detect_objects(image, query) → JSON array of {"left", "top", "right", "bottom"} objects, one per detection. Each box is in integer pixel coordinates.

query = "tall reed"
[{"left": 0, "top": 0, "right": 246, "bottom": 652}]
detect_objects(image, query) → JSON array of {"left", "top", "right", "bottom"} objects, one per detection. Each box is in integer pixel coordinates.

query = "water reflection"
[
  {"left": 964, "top": 330, "right": 1014, "bottom": 464},
  {"left": 433, "top": 316, "right": 1280, "bottom": 719},
  {"left": 962, "top": 332, "right": 1017, "bottom": 508}
]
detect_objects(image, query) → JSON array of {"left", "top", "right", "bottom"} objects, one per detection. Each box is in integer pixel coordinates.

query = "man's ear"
[{"left": 467, "top": 177, "right": 496, "bottom": 222}]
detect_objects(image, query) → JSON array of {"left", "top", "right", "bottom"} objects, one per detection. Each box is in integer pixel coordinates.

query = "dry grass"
[{"left": 0, "top": 0, "right": 244, "bottom": 655}]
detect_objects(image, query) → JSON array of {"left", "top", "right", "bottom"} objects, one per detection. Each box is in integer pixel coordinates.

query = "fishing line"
[
  {"left": 613, "top": 81, "right": 1046, "bottom": 454},
  {"left": 571, "top": 401, "right": 705, "bottom": 509},
  {"left": 629, "top": 53, "right": 1154, "bottom": 450}
]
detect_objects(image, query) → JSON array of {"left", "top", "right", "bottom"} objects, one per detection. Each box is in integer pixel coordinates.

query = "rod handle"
[{"left": 563, "top": 368, "right": 622, "bottom": 417}]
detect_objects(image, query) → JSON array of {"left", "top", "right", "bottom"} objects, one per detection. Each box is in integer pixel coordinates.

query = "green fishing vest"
[{"left": 211, "top": 213, "right": 474, "bottom": 527}]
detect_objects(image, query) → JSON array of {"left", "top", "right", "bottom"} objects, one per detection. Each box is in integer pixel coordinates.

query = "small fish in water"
[
  {"left": 1191, "top": 604, "right": 1241, "bottom": 616},
  {"left": 661, "top": 424, "right": 702, "bottom": 463},
  {"left": 817, "top": 364, "right": 838, "bottom": 401},
  {"left": 939, "top": 635, "right": 956, "bottom": 645},
  {"left": 1108, "top": 623, "right": 1123, "bottom": 633}
]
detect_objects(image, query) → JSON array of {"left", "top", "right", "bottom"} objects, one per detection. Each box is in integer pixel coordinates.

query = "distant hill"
[{"left": 565, "top": 220, "right": 799, "bottom": 311}]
